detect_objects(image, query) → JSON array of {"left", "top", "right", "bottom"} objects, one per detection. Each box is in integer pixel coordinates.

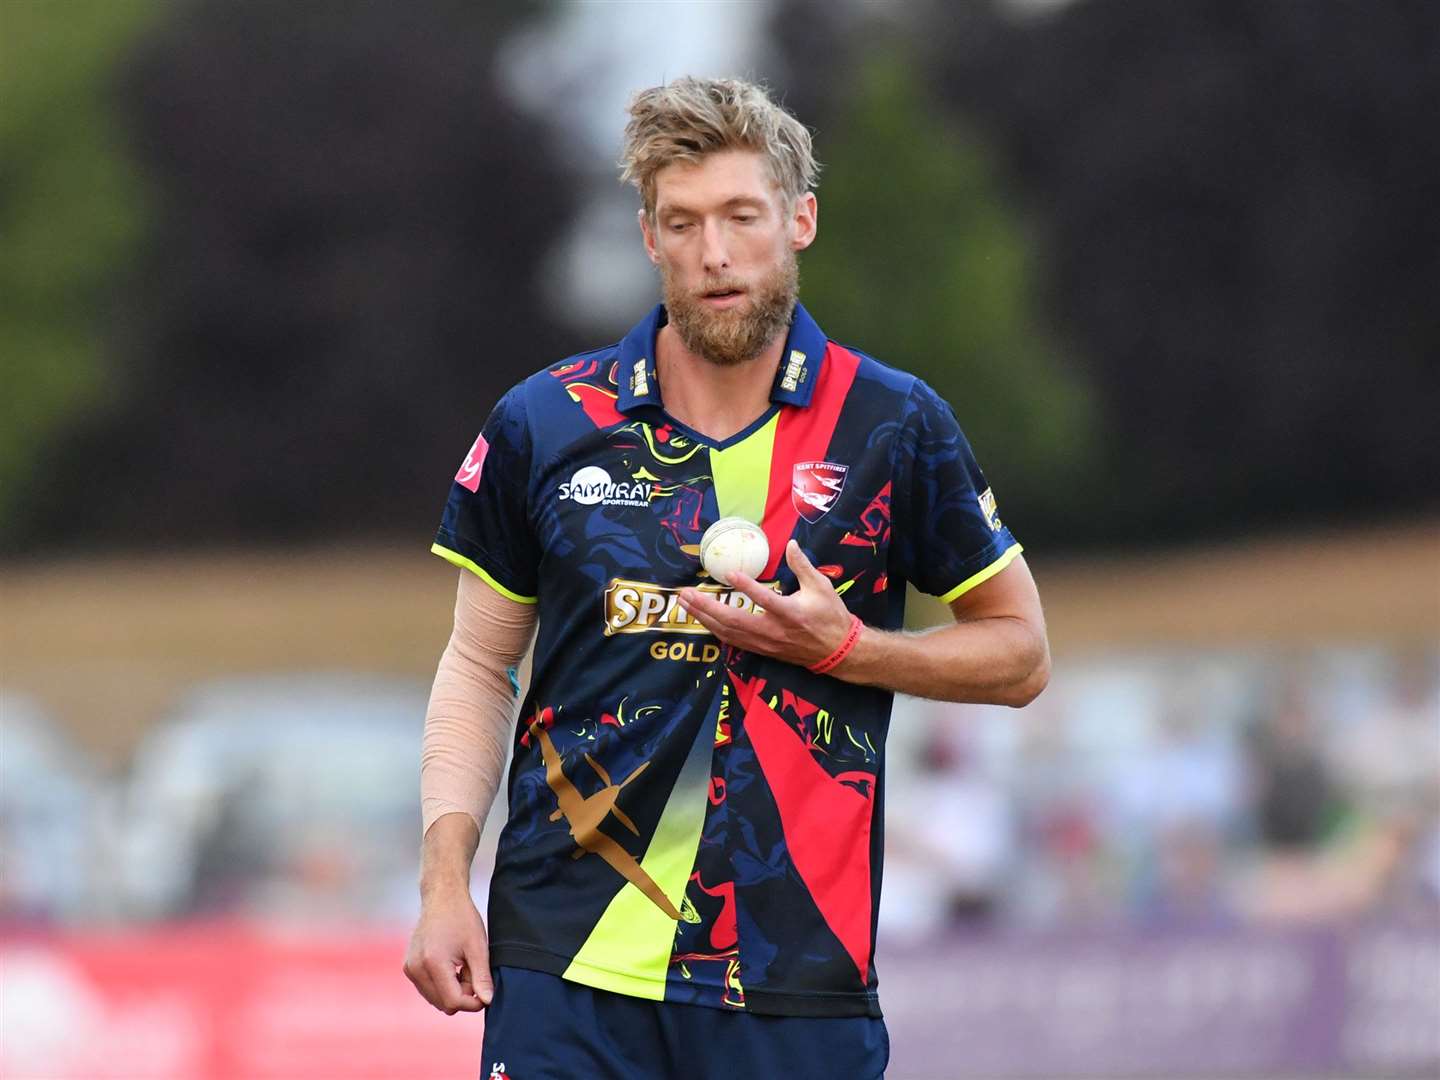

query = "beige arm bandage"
[{"left": 420, "top": 570, "right": 537, "bottom": 838}]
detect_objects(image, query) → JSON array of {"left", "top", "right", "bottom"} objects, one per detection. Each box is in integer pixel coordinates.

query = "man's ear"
[
  {"left": 639, "top": 208, "right": 660, "bottom": 265},
  {"left": 791, "top": 191, "right": 818, "bottom": 252}
]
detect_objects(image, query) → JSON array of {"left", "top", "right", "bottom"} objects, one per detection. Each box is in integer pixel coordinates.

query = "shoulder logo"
[
  {"left": 792, "top": 460, "right": 848, "bottom": 522},
  {"left": 558, "top": 466, "right": 653, "bottom": 508},
  {"left": 978, "top": 487, "right": 1002, "bottom": 531},
  {"left": 455, "top": 432, "right": 488, "bottom": 493}
]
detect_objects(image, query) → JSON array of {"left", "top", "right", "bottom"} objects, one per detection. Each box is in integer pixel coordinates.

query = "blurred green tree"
[
  {"left": 799, "top": 47, "right": 1095, "bottom": 535},
  {"left": 5, "top": 0, "right": 577, "bottom": 553},
  {"left": 0, "top": 0, "right": 160, "bottom": 526},
  {"left": 928, "top": 0, "right": 1440, "bottom": 543}
]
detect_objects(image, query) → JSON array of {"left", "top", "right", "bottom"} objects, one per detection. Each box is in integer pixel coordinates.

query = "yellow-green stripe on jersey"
[
  {"left": 708, "top": 412, "right": 779, "bottom": 524},
  {"left": 563, "top": 706, "right": 714, "bottom": 998},
  {"left": 937, "top": 542, "right": 1023, "bottom": 603},
  {"left": 430, "top": 542, "right": 538, "bottom": 603}
]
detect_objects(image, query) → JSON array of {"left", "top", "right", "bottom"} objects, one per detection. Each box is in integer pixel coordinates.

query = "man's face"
[{"left": 642, "top": 149, "right": 818, "bottom": 367}]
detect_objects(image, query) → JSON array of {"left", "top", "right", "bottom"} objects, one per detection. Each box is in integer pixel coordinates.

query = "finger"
[
  {"left": 427, "top": 955, "right": 480, "bottom": 1014},
  {"left": 785, "top": 540, "right": 830, "bottom": 590},
  {"left": 679, "top": 594, "right": 749, "bottom": 644},
  {"left": 462, "top": 937, "right": 494, "bottom": 1007},
  {"left": 451, "top": 959, "right": 484, "bottom": 1012},
  {"left": 694, "top": 601, "right": 785, "bottom": 656},
  {"left": 415, "top": 961, "right": 455, "bottom": 1014},
  {"left": 725, "top": 571, "right": 788, "bottom": 614},
  {"left": 452, "top": 959, "right": 484, "bottom": 1012},
  {"left": 678, "top": 588, "right": 749, "bottom": 631},
  {"left": 404, "top": 956, "right": 444, "bottom": 1012}
]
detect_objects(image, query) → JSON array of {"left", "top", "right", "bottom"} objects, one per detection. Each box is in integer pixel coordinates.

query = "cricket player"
[{"left": 404, "top": 76, "right": 1049, "bottom": 1079}]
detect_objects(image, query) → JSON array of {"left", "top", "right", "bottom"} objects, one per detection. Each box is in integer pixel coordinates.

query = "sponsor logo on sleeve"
[
  {"left": 792, "top": 460, "right": 848, "bottom": 523},
  {"left": 978, "top": 487, "right": 1002, "bottom": 531},
  {"left": 455, "top": 432, "right": 489, "bottom": 492}
]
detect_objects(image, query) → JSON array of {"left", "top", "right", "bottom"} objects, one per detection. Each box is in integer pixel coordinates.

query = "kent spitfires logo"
[{"left": 792, "top": 460, "right": 848, "bottom": 523}]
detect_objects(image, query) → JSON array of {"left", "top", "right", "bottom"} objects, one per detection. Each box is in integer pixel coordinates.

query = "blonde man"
[{"left": 405, "top": 76, "right": 1048, "bottom": 1079}]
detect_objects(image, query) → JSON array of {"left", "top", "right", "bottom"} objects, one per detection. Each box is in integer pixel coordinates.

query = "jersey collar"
[{"left": 615, "top": 301, "right": 828, "bottom": 415}]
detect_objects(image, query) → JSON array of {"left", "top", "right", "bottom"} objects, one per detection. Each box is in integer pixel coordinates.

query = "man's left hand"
[{"left": 678, "top": 539, "right": 856, "bottom": 669}]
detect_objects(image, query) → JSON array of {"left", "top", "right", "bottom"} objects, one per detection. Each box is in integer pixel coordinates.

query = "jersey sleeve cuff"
[
  {"left": 430, "top": 541, "right": 538, "bottom": 604},
  {"left": 935, "top": 542, "right": 1024, "bottom": 604}
]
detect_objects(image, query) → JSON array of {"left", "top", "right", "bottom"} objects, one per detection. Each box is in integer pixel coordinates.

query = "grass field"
[{"left": 3, "top": 519, "right": 1436, "bottom": 768}]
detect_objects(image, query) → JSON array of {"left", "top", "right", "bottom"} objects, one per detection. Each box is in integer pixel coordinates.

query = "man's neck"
[{"left": 654, "top": 322, "right": 786, "bottom": 444}]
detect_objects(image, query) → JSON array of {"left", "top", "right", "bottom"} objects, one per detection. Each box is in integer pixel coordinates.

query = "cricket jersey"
[{"left": 431, "top": 301, "right": 1022, "bottom": 1018}]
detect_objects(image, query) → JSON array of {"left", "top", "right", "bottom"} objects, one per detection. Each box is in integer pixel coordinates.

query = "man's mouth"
[{"left": 699, "top": 286, "right": 747, "bottom": 308}]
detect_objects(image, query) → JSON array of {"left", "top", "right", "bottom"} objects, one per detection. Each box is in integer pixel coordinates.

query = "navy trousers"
[{"left": 479, "top": 966, "right": 889, "bottom": 1080}]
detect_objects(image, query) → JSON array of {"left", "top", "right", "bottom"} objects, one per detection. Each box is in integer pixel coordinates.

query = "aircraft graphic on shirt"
[
  {"left": 796, "top": 488, "right": 838, "bottom": 513},
  {"left": 529, "top": 719, "right": 681, "bottom": 920}
]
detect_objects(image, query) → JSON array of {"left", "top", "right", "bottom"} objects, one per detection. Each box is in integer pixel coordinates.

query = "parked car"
[
  {"left": 117, "top": 673, "right": 437, "bottom": 924},
  {"left": 0, "top": 695, "right": 105, "bottom": 924}
]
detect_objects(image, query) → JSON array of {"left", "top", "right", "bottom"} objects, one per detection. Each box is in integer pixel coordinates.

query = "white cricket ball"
[{"left": 700, "top": 517, "right": 769, "bottom": 586}]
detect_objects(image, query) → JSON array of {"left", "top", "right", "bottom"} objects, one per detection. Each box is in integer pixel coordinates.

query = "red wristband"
[{"left": 808, "top": 613, "right": 864, "bottom": 674}]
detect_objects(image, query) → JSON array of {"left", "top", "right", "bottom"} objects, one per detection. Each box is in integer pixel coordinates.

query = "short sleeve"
[
  {"left": 431, "top": 383, "right": 539, "bottom": 603},
  {"left": 892, "top": 380, "right": 1023, "bottom": 602}
]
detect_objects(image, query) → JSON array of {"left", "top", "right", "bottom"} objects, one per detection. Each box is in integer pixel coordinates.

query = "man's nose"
[{"left": 700, "top": 219, "right": 730, "bottom": 273}]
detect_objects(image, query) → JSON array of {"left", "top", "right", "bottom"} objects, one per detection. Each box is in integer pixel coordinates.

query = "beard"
[{"left": 661, "top": 249, "right": 799, "bottom": 368}]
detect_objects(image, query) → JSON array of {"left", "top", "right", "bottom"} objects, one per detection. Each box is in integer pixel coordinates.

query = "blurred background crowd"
[
  {"left": 2, "top": 1, "right": 1437, "bottom": 1077},
  {"left": 6, "top": 650, "right": 1437, "bottom": 935}
]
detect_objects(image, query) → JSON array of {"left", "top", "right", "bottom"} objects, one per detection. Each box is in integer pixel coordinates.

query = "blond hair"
[{"left": 619, "top": 76, "right": 819, "bottom": 219}]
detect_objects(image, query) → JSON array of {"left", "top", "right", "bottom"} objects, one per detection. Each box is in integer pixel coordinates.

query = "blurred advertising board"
[
  {"left": 1, "top": 921, "right": 481, "bottom": 1079},
  {"left": 2, "top": 920, "right": 1436, "bottom": 1079},
  {"left": 883, "top": 922, "right": 1440, "bottom": 1079}
]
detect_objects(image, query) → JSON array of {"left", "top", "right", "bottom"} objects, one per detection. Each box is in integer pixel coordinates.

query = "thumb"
[
  {"left": 785, "top": 539, "right": 827, "bottom": 589},
  {"left": 460, "top": 935, "right": 494, "bottom": 1007}
]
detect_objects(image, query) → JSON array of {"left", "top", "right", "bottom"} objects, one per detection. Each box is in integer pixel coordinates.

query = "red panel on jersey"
[
  {"left": 731, "top": 671, "right": 874, "bottom": 985},
  {"left": 760, "top": 343, "right": 862, "bottom": 576}
]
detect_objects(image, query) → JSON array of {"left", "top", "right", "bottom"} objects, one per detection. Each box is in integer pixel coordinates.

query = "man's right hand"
[{"left": 403, "top": 884, "right": 493, "bottom": 1013}]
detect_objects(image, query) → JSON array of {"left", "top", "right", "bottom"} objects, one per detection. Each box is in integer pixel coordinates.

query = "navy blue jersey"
[{"left": 432, "top": 302, "right": 1021, "bottom": 1017}]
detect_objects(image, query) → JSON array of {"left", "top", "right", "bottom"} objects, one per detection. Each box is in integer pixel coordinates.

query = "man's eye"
[
  {"left": 669, "top": 222, "right": 692, "bottom": 233},
  {"left": 734, "top": 215, "right": 756, "bottom": 224}
]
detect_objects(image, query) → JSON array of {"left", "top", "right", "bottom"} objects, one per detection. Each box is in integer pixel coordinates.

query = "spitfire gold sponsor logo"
[
  {"left": 603, "top": 577, "right": 777, "bottom": 637},
  {"left": 649, "top": 640, "right": 722, "bottom": 663},
  {"left": 978, "top": 487, "right": 1002, "bottom": 531},
  {"left": 779, "top": 348, "right": 807, "bottom": 392}
]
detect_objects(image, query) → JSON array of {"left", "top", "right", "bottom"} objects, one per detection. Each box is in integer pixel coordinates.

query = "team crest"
[
  {"left": 792, "top": 460, "right": 848, "bottom": 523},
  {"left": 455, "top": 432, "right": 489, "bottom": 493}
]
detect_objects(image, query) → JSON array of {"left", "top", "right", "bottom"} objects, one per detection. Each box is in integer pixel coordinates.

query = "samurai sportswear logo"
[{"left": 558, "top": 466, "right": 653, "bottom": 507}]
